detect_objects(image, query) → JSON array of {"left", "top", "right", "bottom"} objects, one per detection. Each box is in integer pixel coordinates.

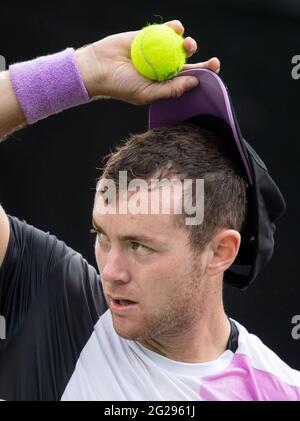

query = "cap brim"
[{"left": 148, "top": 68, "right": 253, "bottom": 185}]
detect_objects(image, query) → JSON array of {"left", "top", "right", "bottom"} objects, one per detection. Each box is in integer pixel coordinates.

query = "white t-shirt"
[{"left": 61, "top": 310, "right": 300, "bottom": 401}]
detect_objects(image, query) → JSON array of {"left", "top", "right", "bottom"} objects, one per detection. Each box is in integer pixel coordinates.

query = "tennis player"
[{"left": 0, "top": 20, "right": 299, "bottom": 400}]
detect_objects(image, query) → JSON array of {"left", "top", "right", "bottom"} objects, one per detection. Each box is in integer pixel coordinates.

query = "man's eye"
[
  {"left": 90, "top": 230, "right": 153, "bottom": 255},
  {"left": 130, "top": 242, "right": 153, "bottom": 255},
  {"left": 90, "top": 228, "right": 108, "bottom": 242},
  {"left": 90, "top": 228, "right": 101, "bottom": 237}
]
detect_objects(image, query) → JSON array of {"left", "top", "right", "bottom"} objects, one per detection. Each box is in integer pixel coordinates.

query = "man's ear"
[{"left": 206, "top": 229, "right": 241, "bottom": 277}]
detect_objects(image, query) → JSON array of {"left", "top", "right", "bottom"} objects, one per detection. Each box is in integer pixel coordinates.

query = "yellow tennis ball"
[{"left": 131, "top": 24, "right": 187, "bottom": 81}]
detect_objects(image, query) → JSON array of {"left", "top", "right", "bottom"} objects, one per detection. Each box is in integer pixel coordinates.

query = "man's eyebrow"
[{"left": 91, "top": 218, "right": 163, "bottom": 246}]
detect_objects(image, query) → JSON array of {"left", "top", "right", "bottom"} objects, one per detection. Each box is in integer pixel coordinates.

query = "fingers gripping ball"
[{"left": 131, "top": 24, "right": 187, "bottom": 81}]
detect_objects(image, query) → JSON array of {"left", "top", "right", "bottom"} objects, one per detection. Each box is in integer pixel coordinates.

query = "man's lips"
[
  {"left": 107, "top": 294, "right": 139, "bottom": 313},
  {"left": 108, "top": 294, "right": 138, "bottom": 304}
]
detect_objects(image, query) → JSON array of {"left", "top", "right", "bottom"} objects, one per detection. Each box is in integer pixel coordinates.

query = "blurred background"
[{"left": 0, "top": 0, "right": 300, "bottom": 369}]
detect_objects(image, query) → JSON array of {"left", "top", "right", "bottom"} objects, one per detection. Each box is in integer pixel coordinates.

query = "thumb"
[{"left": 149, "top": 76, "right": 199, "bottom": 102}]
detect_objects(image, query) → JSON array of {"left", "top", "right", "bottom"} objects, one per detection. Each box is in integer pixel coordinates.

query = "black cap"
[{"left": 148, "top": 68, "right": 286, "bottom": 289}]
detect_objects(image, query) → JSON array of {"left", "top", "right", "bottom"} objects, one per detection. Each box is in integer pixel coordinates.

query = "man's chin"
[{"left": 111, "top": 314, "right": 143, "bottom": 340}]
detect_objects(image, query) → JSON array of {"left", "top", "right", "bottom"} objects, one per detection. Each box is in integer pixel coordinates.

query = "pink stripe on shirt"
[{"left": 200, "top": 353, "right": 300, "bottom": 401}]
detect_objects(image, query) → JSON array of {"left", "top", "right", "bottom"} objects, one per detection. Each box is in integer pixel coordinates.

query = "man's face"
[{"left": 92, "top": 188, "right": 210, "bottom": 341}]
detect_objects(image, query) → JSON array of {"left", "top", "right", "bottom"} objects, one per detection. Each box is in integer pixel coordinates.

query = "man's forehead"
[
  {"left": 93, "top": 196, "right": 176, "bottom": 234},
  {"left": 95, "top": 179, "right": 185, "bottom": 216}
]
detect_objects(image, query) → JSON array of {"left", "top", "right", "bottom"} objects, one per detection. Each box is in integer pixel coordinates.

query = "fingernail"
[{"left": 173, "top": 19, "right": 183, "bottom": 27}]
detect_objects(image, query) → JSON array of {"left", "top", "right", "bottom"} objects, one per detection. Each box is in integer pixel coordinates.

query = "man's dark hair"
[{"left": 99, "top": 116, "right": 247, "bottom": 252}]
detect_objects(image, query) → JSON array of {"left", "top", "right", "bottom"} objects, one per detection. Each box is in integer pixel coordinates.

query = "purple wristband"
[{"left": 9, "top": 48, "right": 91, "bottom": 124}]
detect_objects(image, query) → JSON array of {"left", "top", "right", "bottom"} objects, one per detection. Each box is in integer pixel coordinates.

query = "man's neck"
[{"left": 138, "top": 310, "right": 231, "bottom": 364}]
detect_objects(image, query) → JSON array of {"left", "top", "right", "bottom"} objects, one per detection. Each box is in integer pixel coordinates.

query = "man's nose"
[{"left": 101, "top": 249, "right": 130, "bottom": 284}]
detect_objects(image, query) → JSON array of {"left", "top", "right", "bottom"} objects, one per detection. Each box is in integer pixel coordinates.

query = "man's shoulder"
[
  {"left": 6, "top": 213, "right": 95, "bottom": 271},
  {"left": 4, "top": 214, "right": 104, "bottom": 311},
  {"left": 232, "top": 319, "right": 300, "bottom": 400}
]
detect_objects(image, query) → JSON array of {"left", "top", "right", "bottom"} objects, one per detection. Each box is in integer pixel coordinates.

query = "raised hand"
[{"left": 75, "top": 20, "right": 220, "bottom": 105}]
